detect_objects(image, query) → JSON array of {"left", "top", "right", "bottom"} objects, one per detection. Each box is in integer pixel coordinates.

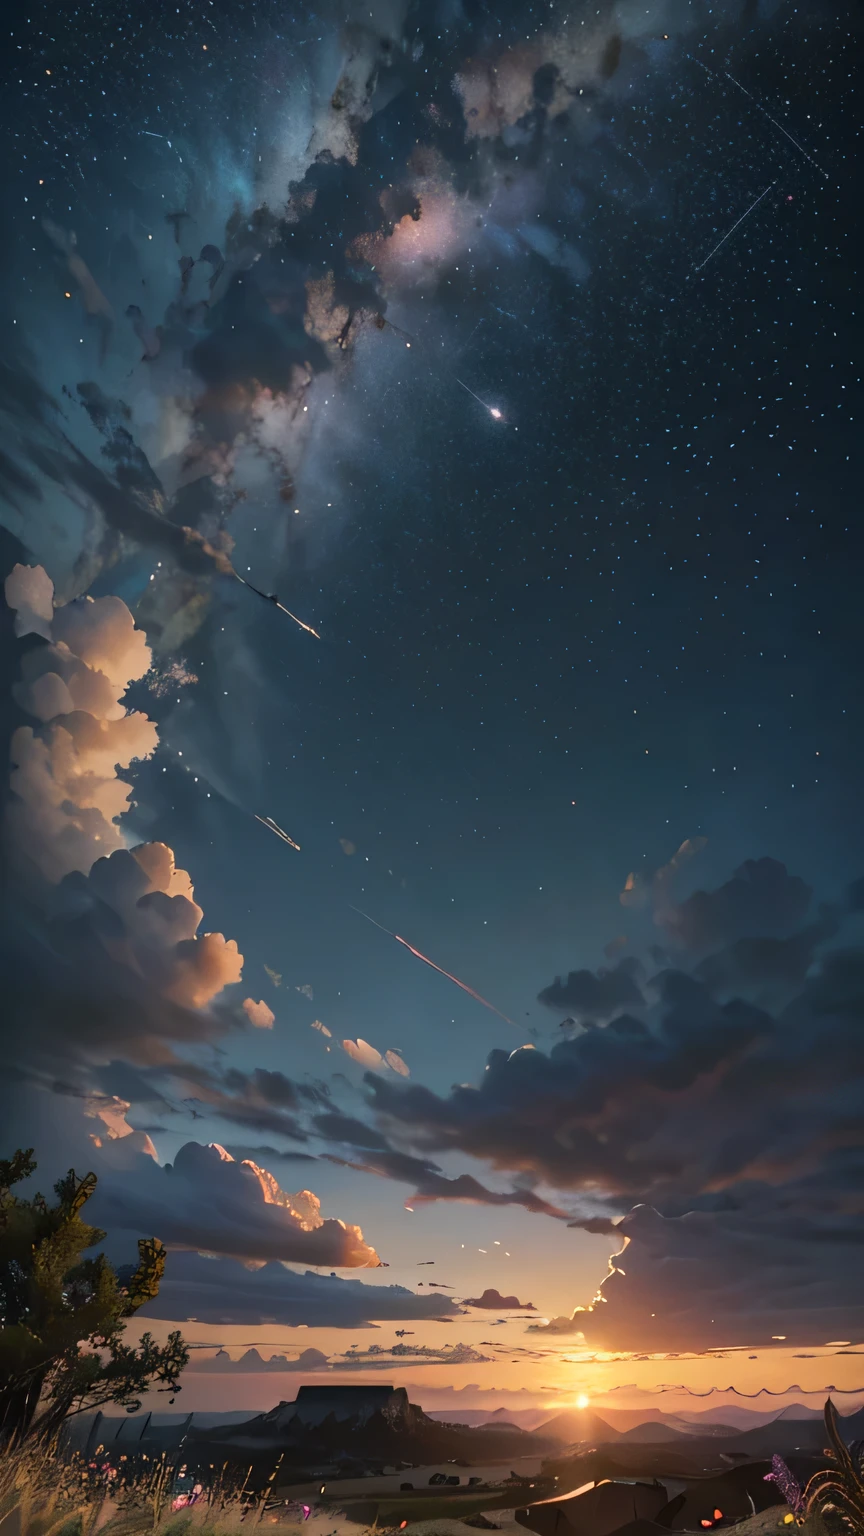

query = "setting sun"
[{"left": 576, "top": 1395, "right": 590, "bottom": 1409}]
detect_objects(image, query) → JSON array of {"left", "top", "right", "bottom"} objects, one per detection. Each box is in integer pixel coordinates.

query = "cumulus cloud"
[
  {"left": 1, "top": 568, "right": 249, "bottom": 1083},
  {"left": 135, "top": 1250, "right": 460, "bottom": 1328},
  {"left": 537, "top": 958, "right": 644, "bottom": 1021},
  {"left": 361, "top": 863, "right": 864, "bottom": 1348},
  {"left": 620, "top": 838, "right": 707, "bottom": 919},
  {"left": 463, "top": 1289, "right": 536, "bottom": 1311},
  {"left": 94, "top": 1138, "right": 382, "bottom": 1267},
  {"left": 5, "top": 569, "right": 158, "bottom": 883},
  {"left": 4, "top": 562, "right": 54, "bottom": 640},
  {"left": 529, "top": 1203, "right": 864, "bottom": 1350},
  {"left": 243, "top": 997, "right": 276, "bottom": 1029},
  {"left": 661, "top": 858, "right": 813, "bottom": 951},
  {"left": 56, "top": 842, "right": 244, "bottom": 1010}
]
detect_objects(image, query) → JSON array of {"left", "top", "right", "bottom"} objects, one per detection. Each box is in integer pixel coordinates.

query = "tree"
[{"left": 0, "top": 1148, "right": 188, "bottom": 1445}]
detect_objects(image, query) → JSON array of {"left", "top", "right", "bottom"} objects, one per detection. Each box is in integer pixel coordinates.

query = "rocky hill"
[{"left": 190, "top": 1384, "right": 553, "bottom": 1473}]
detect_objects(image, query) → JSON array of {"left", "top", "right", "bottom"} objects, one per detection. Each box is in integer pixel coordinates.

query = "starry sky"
[{"left": 0, "top": 0, "right": 862, "bottom": 1415}]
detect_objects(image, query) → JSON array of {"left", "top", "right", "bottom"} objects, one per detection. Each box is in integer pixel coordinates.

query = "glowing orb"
[
  {"left": 489, "top": 407, "right": 502, "bottom": 420},
  {"left": 576, "top": 1394, "right": 590, "bottom": 1409}
]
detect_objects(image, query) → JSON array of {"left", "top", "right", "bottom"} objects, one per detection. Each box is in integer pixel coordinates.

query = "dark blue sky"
[{"left": 1, "top": 0, "right": 862, "bottom": 1394}]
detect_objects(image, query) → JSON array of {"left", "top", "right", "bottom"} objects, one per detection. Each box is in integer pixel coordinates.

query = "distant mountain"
[
  {"left": 598, "top": 1402, "right": 863, "bottom": 1434},
  {"left": 772, "top": 1404, "right": 831, "bottom": 1421},
  {"left": 677, "top": 1403, "right": 843, "bottom": 1429},
  {"left": 536, "top": 1409, "right": 621, "bottom": 1444},
  {"left": 615, "top": 1421, "right": 739, "bottom": 1444},
  {"left": 427, "top": 1407, "right": 551, "bottom": 1431},
  {"left": 717, "top": 1405, "right": 864, "bottom": 1459},
  {"left": 190, "top": 1384, "right": 557, "bottom": 1471}
]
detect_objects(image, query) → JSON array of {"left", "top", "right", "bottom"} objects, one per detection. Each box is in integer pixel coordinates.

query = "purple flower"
[{"left": 764, "top": 1455, "right": 805, "bottom": 1515}]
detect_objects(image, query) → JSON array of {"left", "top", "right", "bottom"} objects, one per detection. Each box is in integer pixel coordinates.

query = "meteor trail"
[
  {"left": 690, "top": 57, "right": 828, "bottom": 179},
  {"left": 235, "top": 572, "right": 321, "bottom": 639},
  {"left": 693, "top": 180, "right": 777, "bottom": 271},
  {"left": 455, "top": 378, "right": 503, "bottom": 418},
  {"left": 350, "top": 906, "right": 515, "bottom": 1025},
  {"left": 256, "top": 814, "right": 301, "bottom": 851}
]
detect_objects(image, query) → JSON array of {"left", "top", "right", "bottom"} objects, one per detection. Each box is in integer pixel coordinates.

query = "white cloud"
[{"left": 243, "top": 997, "right": 276, "bottom": 1029}]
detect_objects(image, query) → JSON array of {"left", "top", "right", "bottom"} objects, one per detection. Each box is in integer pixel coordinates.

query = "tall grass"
[{"left": 0, "top": 1440, "right": 290, "bottom": 1536}]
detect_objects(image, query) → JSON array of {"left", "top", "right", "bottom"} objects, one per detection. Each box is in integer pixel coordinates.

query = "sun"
[{"left": 576, "top": 1394, "right": 590, "bottom": 1409}]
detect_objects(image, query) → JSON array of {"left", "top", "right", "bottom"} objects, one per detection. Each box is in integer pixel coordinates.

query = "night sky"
[{"left": 0, "top": 0, "right": 862, "bottom": 1413}]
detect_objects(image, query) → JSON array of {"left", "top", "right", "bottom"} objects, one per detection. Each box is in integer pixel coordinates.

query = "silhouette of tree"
[{"left": 0, "top": 1149, "right": 187, "bottom": 1445}]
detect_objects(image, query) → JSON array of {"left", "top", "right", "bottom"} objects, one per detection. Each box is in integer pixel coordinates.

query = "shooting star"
[
  {"left": 691, "top": 57, "right": 828, "bottom": 180},
  {"left": 456, "top": 378, "right": 503, "bottom": 419},
  {"left": 350, "top": 906, "right": 516, "bottom": 1026},
  {"left": 379, "top": 317, "right": 504, "bottom": 420},
  {"left": 255, "top": 814, "right": 301, "bottom": 852},
  {"left": 693, "top": 181, "right": 777, "bottom": 272},
  {"left": 235, "top": 572, "right": 321, "bottom": 639}
]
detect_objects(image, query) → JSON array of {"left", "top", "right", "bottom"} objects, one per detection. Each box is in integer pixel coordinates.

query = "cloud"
[
  {"left": 360, "top": 864, "right": 864, "bottom": 1348},
  {"left": 243, "top": 997, "right": 275, "bottom": 1029},
  {"left": 0, "top": 568, "right": 255, "bottom": 1085},
  {"left": 166, "top": 1064, "right": 325, "bottom": 1143},
  {"left": 660, "top": 858, "right": 813, "bottom": 951},
  {"left": 693, "top": 920, "right": 837, "bottom": 1001},
  {"left": 342, "top": 1037, "right": 385, "bottom": 1069},
  {"left": 537, "top": 958, "right": 644, "bottom": 1020},
  {"left": 187, "top": 1347, "right": 330, "bottom": 1373},
  {"left": 4, "top": 563, "right": 54, "bottom": 640},
  {"left": 620, "top": 838, "right": 707, "bottom": 918},
  {"left": 366, "top": 936, "right": 863, "bottom": 1209},
  {"left": 135, "top": 1251, "right": 461, "bottom": 1328},
  {"left": 314, "top": 1111, "right": 569, "bottom": 1218},
  {"left": 463, "top": 1289, "right": 536, "bottom": 1311},
  {"left": 568, "top": 1215, "right": 623, "bottom": 1235},
  {"left": 93, "top": 1138, "right": 382, "bottom": 1267},
  {"left": 620, "top": 871, "right": 647, "bottom": 910},
  {"left": 527, "top": 1315, "right": 586, "bottom": 1337},
  {"left": 57, "top": 842, "right": 244, "bottom": 1010},
  {"left": 5, "top": 568, "right": 158, "bottom": 883},
  {"left": 529, "top": 1203, "right": 864, "bottom": 1351},
  {"left": 341, "top": 1039, "right": 410, "bottom": 1075}
]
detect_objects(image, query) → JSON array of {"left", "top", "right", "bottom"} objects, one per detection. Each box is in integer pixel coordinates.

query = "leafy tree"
[{"left": 0, "top": 1148, "right": 188, "bottom": 1445}]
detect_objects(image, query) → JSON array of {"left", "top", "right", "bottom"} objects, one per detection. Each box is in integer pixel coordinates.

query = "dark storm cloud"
[
  {"left": 537, "top": 957, "right": 644, "bottom": 1019},
  {"left": 567, "top": 1215, "right": 622, "bottom": 1235},
  {"left": 367, "top": 976, "right": 862, "bottom": 1204},
  {"left": 359, "top": 860, "right": 864, "bottom": 1350},
  {"left": 0, "top": 909, "right": 232, "bottom": 1080},
  {"left": 693, "top": 916, "right": 838, "bottom": 999},
  {"left": 135, "top": 1251, "right": 460, "bottom": 1329},
  {"left": 168, "top": 1063, "right": 332, "bottom": 1142},
  {"left": 463, "top": 1288, "right": 536, "bottom": 1310},
  {"left": 528, "top": 1201, "right": 864, "bottom": 1350},
  {"left": 314, "top": 1111, "right": 569, "bottom": 1218},
  {"left": 660, "top": 857, "right": 813, "bottom": 950}
]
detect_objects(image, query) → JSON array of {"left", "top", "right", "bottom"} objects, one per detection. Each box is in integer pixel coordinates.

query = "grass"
[{"left": 0, "top": 1439, "right": 284, "bottom": 1536}]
